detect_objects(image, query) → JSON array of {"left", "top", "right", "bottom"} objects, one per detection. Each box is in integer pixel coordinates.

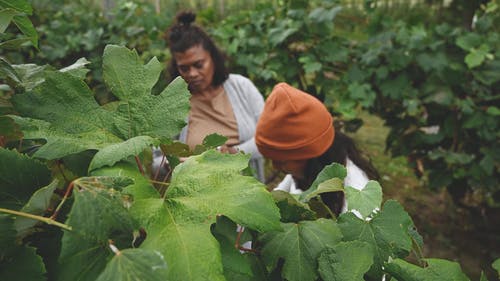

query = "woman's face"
[
  {"left": 272, "top": 159, "right": 307, "bottom": 179},
  {"left": 173, "top": 44, "right": 215, "bottom": 94}
]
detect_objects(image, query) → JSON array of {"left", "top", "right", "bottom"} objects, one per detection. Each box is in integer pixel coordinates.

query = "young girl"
[{"left": 255, "top": 83, "right": 379, "bottom": 216}]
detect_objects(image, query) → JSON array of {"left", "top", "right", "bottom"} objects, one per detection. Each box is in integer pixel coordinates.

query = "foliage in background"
[
  {"left": 1, "top": 0, "right": 500, "bottom": 279},
  {"left": 211, "top": 0, "right": 500, "bottom": 209},
  {"left": 348, "top": 2, "right": 500, "bottom": 208}
]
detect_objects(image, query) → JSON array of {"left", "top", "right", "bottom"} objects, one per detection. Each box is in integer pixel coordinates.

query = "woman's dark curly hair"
[{"left": 165, "top": 11, "right": 228, "bottom": 86}]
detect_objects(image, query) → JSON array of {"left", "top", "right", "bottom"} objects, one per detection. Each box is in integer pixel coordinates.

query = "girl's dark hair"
[
  {"left": 165, "top": 11, "right": 229, "bottom": 86},
  {"left": 297, "top": 130, "right": 380, "bottom": 216}
]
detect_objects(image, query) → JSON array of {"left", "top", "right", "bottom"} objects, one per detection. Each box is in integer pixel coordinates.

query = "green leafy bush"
[
  {"left": 2, "top": 40, "right": 491, "bottom": 280},
  {"left": 348, "top": 3, "right": 500, "bottom": 207}
]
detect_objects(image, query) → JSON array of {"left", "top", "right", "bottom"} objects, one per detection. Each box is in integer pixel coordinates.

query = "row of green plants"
[
  {"left": 1, "top": 1, "right": 500, "bottom": 280},
  {"left": 1, "top": 1, "right": 499, "bottom": 279},
  {"left": 210, "top": 0, "right": 500, "bottom": 209}
]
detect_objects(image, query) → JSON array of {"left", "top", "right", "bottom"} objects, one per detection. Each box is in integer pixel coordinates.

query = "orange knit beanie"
[{"left": 255, "top": 83, "right": 334, "bottom": 161}]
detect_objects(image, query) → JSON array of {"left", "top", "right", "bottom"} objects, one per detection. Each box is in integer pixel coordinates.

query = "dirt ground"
[{"left": 351, "top": 113, "right": 500, "bottom": 281}]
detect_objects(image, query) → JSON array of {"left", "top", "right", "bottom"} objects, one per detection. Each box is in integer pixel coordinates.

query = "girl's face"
[
  {"left": 272, "top": 159, "right": 307, "bottom": 179},
  {"left": 174, "top": 44, "right": 215, "bottom": 94}
]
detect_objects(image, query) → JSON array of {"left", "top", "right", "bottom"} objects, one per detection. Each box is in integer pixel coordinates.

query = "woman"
[
  {"left": 164, "top": 11, "right": 265, "bottom": 181},
  {"left": 255, "top": 83, "right": 379, "bottom": 215}
]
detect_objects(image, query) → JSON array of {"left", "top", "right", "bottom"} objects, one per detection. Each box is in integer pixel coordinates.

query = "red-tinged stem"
[
  {"left": 234, "top": 226, "right": 258, "bottom": 254},
  {"left": 56, "top": 160, "right": 69, "bottom": 183},
  {"left": 135, "top": 156, "right": 145, "bottom": 176},
  {"left": 153, "top": 155, "right": 167, "bottom": 181},
  {"left": 160, "top": 169, "right": 173, "bottom": 199},
  {"left": 0, "top": 207, "right": 72, "bottom": 231},
  {"left": 50, "top": 181, "right": 75, "bottom": 220}
]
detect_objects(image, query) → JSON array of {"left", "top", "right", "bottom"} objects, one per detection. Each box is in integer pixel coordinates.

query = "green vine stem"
[{"left": 0, "top": 207, "right": 72, "bottom": 231}]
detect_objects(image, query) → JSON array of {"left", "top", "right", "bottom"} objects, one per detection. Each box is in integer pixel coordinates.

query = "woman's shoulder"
[{"left": 226, "top": 73, "right": 253, "bottom": 85}]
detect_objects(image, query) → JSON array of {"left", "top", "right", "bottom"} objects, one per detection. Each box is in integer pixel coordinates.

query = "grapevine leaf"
[
  {"left": 58, "top": 176, "right": 137, "bottom": 281},
  {"left": 384, "top": 258, "right": 471, "bottom": 281},
  {"left": 95, "top": 248, "right": 168, "bottom": 281},
  {"left": 91, "top": 162, "right": 159, "bottom": 200},
  {"left": 0, "top": 245, "right": 46, "bottom": 281},
  {"left": 0, "top": 9, "right": 18, "bottom": 33},
  {"left": 12, "top": 14, "right": 38, "bottom": 47},
  {"left": 338, "top": 200, "right": 415, "bottom": 279},
  {"left": 302, "top": 178, "right": 344, "bottom": 201},
  {"left": 0, "top": 37, "right": 30, "bottom": 50},
  {"left": 0, "top": 215, "right": 46, "bottom": 280},
  {"left": 12, "top": 63, "right": 50, "bottom": 91},
  {"left": 89, "top": 135, "right": 160, "bottom": 171},
  {"left": 493, "top": 258, "right": 500, "bottom": 277},
  {"left": 300, "top": 163, "right": 347, "bottom": 202},
  {"left": 344, "top": 180, "right": 382, "bottom": 218},
  {"left": 259, "top": 219, "right": 343, "bottom": 281},
  {"left": 0, "top": 0, "right": 32, "bottom": 14},
  {"left": 130, "top": 199, "right": 225, "bottom": 281},
  {"left": 0, "top": 214, "right": 16, "bottom": 256},
  {"left": 11, "top": 45, "right": 190, "bottom": 162},
  {"left": 272, "top": 190, "right": 316, "bottom": 223},
  {"left": 14, "top": 179, "right": 59, "bottom": 237},
  {"left": 202, "top": 133, "right": 228, "bottom": 148},
  {"left": 211, "top": 216, "right": 254, "bottom": 279},
  {"left": 166, "top": 150, "right": 281, "bottom": 232},
  {"left": 130, "top": 150, "right": 281, "bottom": 281},
  {"left": 0, "top": 148, "right": 51, "bottom": 210},
  {"left": 0, "top": 57, "right": 21, "bottom": 86},
  {"left": 59, "top": 57, "right": 91, "bottom": 80},
  {"left": 317, "top": 241, "right": 374, "bottom": 281},
  {"left": 0, "top": 115, "right": 23, "bottom": 142}
]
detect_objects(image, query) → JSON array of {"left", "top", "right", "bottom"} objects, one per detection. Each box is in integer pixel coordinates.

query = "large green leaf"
[
  {"left": 259, "top": 219, "right": 343, "bottom": 281},
  {"left": 317, "top": 241, "right": 374, "bottom": 281},
  {"left": 11, "top": 45, "right": 190, "bottom": 162},
  {"left": 338, "top": 200, "right": 415, "bottom": 279},
  {"left": 131, "top": 199, "right": 225, "bottom": 281},
  {"left": 58, "top": 176, "right": 137, "bottom": 281},
  {"left": 166, "top": 150, "right": 281, "bottom": 232},
  {"left": 384, "top": 258, "right": 471, "bottom": 281},
  {"left": 130, "top": 150, "right": 281, "bottom": 281},
  {"left": 0, "top": 215, "right": 46, "bottom": 281},
  {"left": 95, "top": 248, "right": 168, "bottom": 281},
  {"left": 344, "top": 180, "right": 382, "bottom": 218},
  {"left": 0, "top": 148, "right": 51, "bottom": 210}
]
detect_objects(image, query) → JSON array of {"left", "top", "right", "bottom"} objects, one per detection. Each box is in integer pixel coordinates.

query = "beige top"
[{"left": 186, "top": 89, "right": 239, "bottom": 149}]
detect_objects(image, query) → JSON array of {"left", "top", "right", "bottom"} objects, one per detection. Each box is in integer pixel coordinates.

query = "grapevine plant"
[
  {"left": 1, "top": 44, "right": 499, "bottom": 281},
  {"left": 1, "top": 2, "right": 500, "bottom": 281}
]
